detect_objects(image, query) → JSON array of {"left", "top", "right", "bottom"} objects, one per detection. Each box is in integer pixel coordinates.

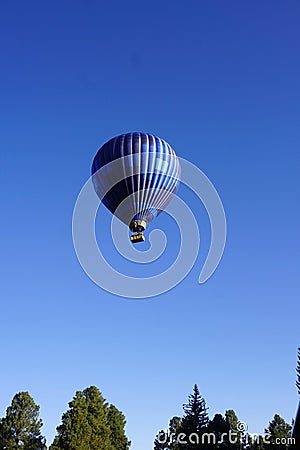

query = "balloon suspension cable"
[{"left": 129, "top": 219, "right": 146, "bottom": 244}]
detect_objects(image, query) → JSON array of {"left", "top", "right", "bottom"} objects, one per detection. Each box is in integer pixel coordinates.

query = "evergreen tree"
[
  {"left": 0, "top": 392, "right": 46, "bottom": 450},
  {"left": 107, "top": 404, "right": 130, "bottom": 450},
  {"left": 180, "top": 384, "right": 209, "bottom": 448},
  {"left": 264, "top": 414, "right": 292, "bottom": 450},
  {"left": 50, "top": 386, "right": 130, "bottom": 450}
]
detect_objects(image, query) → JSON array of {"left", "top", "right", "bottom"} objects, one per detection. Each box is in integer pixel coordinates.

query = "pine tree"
[
  {"left": 180, "top": 384, "right": 209, "bottom": 448},
  {"left": 182, "top": 385, "right": 209, "bottom": 432},
  {"left": 0, "top": 392, "right": 46, "bottom": 450},
  {"left": 50, "top": 386, "right": 121, "bottom": 450},
  {"left": 264, "top": 414, "right": 292, "bottom": 450}
]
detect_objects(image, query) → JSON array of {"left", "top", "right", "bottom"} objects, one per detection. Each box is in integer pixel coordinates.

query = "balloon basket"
[{"left": 130, "top": 234, "right": 145, "bottom": 244}]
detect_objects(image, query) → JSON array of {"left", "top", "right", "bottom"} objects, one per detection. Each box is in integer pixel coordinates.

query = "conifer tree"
[
  {"left": 50, "top": 386, "right": 130, "bottom": 450},
  {"left": 264, "top": 414, "right": 292, "bottom": 450},
  {"left": 0, "top": 392, "right": 46, "bottom": 450},
  {"left": 182, "top": 385, "right": 209, "bottom": 433},
  {"left": 180, "top": 384, "right": 209, "bottom": 448}
]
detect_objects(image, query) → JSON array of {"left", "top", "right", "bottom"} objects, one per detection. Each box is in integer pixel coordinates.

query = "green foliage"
[
  {"left": 264, "top": 414, "right": 292, "bottom": 450},
  {"left": 50, "top": 386, "right": 110, "bottom": 450},
  {"left": 49, "top": 386, "right": 130, "bottom": 450},
  {"left": 225, "top": 410, "right": 239, "bottom": 431},
  {"left": 0, "top": 392, "right": 46, "bottom": 450},
  {"left": 107, "top": 405, "right": 130, "bottom": 450},
  {"left": 224, "top": 409, "right": 243, "bottom": 449}
]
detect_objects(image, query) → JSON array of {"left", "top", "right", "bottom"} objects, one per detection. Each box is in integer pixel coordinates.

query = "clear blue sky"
[{"left": 1, "top": 1, "right": 299, "bottom": 448}]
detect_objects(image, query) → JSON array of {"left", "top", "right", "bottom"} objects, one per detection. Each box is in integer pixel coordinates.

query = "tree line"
[
  {"left": 0, "top": 385, "right": 294, "bottom": 450},
  {"left": 0, "top": 386, "right": 130, "bottom": 450},
  {"left": 153, "top": 384, "right": 293, "bottom": 449},
  {"left": 0, "top": 348, "right": 298, "bottom": 449},
  {"left": 154, "top": 347, "right": 300, "bottom": 449}
]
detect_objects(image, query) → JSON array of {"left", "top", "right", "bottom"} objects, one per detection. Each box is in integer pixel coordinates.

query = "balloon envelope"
[{"left": 91, "top": 132, "right": 181, "bottom": 229}]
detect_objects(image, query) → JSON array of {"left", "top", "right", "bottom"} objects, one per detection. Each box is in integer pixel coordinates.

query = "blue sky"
[{"left": 1, "top": 1, "right": 299, "bottom": 448}]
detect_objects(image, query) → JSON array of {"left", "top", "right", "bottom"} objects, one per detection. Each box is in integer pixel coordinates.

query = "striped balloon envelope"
[{"left": 91, "top": 132, "right": 181, "bottom": 243}]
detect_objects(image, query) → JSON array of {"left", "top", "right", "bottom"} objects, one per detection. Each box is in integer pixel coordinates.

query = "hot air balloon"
[{"left": 91, "top": 132, "right": 181, "bottom": 243}]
